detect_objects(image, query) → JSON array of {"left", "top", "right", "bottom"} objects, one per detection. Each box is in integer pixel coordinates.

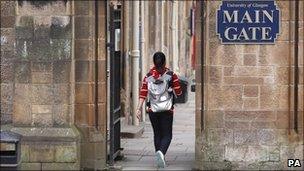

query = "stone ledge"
[
  {"left": 121, "top": 123, "right": 145, "bottom": 139},
  {"left": 1, "top": 124, "right": 80, "bottom": 142}
]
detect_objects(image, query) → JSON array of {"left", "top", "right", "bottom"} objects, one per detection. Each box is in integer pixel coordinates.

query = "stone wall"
[
  {"left": 1, "top": 1, "right": 16, "bottom": 124},
  {"left": 195, "top": 1, "right": 304, "bottom": 170},
  {"left": 73, "top": 0, "right": 107, "bottom": 170},
  {"left": 1, "top": 1, "right": 80, "bottom": 170}
]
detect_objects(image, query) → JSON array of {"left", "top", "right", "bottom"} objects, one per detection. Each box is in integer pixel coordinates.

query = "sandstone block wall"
[
  {"left": 1, "top": 1, "right": 16, "bottom": 124},
  {"left": 195, "top": 1, "right": 303, "bottom": 170},
  {"left": 1, "top": 1, "right": 80, "bottom": 170}
]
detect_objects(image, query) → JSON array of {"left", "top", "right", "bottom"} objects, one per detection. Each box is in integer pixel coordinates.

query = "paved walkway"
[{"left": 116, "top": 92, "right": 195, "bottom": 170}]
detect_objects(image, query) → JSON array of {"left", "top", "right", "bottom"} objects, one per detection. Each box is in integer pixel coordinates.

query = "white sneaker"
[{"left": 155, "top": 150, "right": 166, "bottom": 168}]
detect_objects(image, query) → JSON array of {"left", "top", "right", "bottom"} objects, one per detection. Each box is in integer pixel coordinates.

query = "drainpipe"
[
  {"left": 172, "top": 0, "right": 179, "bottom": 73},
  {"left": 294, "top": 0, "right": 299, "bottom": 133},
  {"left": 140, "top": 1, "right": 146, "bottom": 123},
  {"left": 131, "top": 0, "right": 140, "bottom": 126},
  {"left": 160, "top": 1, "right": 164, "bottom": 51},
  {"left": 123, "top": 1, "right": 131, "bottom": 125}
]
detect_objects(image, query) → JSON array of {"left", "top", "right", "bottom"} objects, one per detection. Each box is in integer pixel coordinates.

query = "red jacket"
[{"left": 139, "top": 67, "right": 182, "bottom": 112}]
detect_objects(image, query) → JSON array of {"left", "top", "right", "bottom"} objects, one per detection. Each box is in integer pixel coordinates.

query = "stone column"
[
  {"left": 74, "top": 0, "right": 107, "bottom": 169},
  {"left": 5, "top": 1, "right": 80, "bottom": 170}
]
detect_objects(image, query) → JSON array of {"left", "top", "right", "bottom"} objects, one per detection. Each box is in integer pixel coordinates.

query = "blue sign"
[{"left": 217, "top": 1, "right": 280, "bottom": 44}]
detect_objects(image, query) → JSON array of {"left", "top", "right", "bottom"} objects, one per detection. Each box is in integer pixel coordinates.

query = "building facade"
[
  {"left": 0, "top": 0, "right": 303, "bottom": 170},
  {"left": 194, "top": 1, "right": 304, "bottom": 170}
]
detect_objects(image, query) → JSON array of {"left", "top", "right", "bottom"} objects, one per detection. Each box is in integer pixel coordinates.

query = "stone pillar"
[
  {"left": 74, "top": 0, "right": 107, "bottom": 169},
  {"left": 195, "top": 0, "right": 304, "bottom": 170}
]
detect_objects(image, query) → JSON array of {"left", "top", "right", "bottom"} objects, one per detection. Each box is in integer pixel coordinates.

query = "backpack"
[{"left": 146, "top": 70, "right": 175, "bottom": 112}]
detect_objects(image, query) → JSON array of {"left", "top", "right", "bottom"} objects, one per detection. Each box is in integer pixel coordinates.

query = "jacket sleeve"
[
  {"left": 172, "top": 73, "right": 182, "bottom": 96},
  {"left": 139, "top": 76, "right": 148, "bottom": 99}
]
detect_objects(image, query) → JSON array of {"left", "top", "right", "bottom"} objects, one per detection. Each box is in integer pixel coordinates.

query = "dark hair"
[{"left": 153, "top": 52, "right": 166, "bottom": 69}]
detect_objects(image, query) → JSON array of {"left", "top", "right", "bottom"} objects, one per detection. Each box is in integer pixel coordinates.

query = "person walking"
[{"left": 135, "top": 52, "right": 182, "bottom": 168}]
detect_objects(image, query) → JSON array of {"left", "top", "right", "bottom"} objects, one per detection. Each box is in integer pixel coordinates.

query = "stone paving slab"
[{"left": 116, "top": 92, "right": 196, "bottom": 170}]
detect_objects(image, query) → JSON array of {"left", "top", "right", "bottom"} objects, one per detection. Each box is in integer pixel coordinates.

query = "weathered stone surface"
[
  {"left": 32, "top": 113, "right": 53, "bottom": 127},
  {"left": 257, "top": 129, "right": 277, "bottom": 145},
  {"left": 234, "top": 130, "right": 257, "bottom": 145},
  {"left": 1, "top": 1, "right": 15, "bottom": 16},
  {"left": 29, "top": 39, "right": 52, "bottom": 60},
  {"left": 16, "top": 40, "right": 32, "bottom": 60},
  {"left": 29, "top": 145, "right": 54, "bottom": 162},
  {"left": 42, "top": 163, "right": 79, "bottom": 170},
  {"left": 260, "top": 86, "right": 278, "bottom": 110},
  {"left": 54, "top": 145, "right": 77, "bottom": 162},
  {"left": 1, "top": 16, "right": 15, "bottom": 28},
  {"left": 17, "top": 1, "right": 70, "bottom": 16},
  {"left": 21, "top": 144, "right": 30, "bottom": 162},
  {"left": 268, "top": 146, "right": 280, "bottom": 162},
  {"left": 16, "top": 16, "right": 34, "bottom": 27},
  {"left": 251, "top": 121, "right": 276, "bottom": 129},
  {"left": 75, "top": 39, "right": 94, "bottom": 60},
  {"left": 208, "top": 85, "right": 242, "bottom": 110},
  {"left": 205, "top": 111, "right": 224, "bottom": 128},
  {"left": 75, "top": 16, "right": 94, "bottom": 39},
  {"left": 206, "top": 128, "right": 233, "bottom": 145},
  {"left": 98, "top": 60, "right": 106, "bottom": 82},
  {"left": 34, "top": 26, "right": 50, "bottom": 40},
  {"left": 98, "top": 103, "right": 106, "bottom": 128},
  {"left": 225, "top": 146, "right": 248, "bottom": 162},
  {"left": 1, "top": 103, "right": 13, "bottom": 123},
  {"left": 13, "top": 84, "right": 31, "bottom": 125},
  {"left": 75, "top": 104, "right": 93, "bottom": 126},
  {"left": 51, "top": 39, "right": 72, "bottom": 60},
  {"left": 32, "top": 105, "right": 52, "bottom": 114},
  {"left": 53, "top": 61, "right": 71, "bottom": 83},
  {"left": 75, "top": 83, "right": 94, "bottom": 104},
  {"left": 201, "top": 144, "right": 224, "bottom": 161},
  {"left": 224, "top": 77, "right": 264, "bottom": 85},
  {"left": 31, "top": 62, "right": 52, "bottom": 72},
  {"left": 20, "top": 163, "right": 41, "bottom": 170},
  {"left": 243, "top": 98, "right": 259, "bottom": 109},
  {"left": 275, "top": 67, "right": 289, "bottom": 85},
  {"left": 50, "top": 16, "right": 71, "bottom": 39},
  {"left": 259, "top": 43, "right": 290, "bottom": 66},
  {"left": 225, "top": 121, "right": 250, "bottom": 130},
  {"left": 75, "top": 60, "right": 93, "bottom": 82},
  {"left": 243, "top": 86, "right": 259, "bottom": 97},
  {"left": 98, "top": 82, "right": 106, "bottom": 103},
  {"left": 74, "top": 0, "right": 93, "bottom": 15},
  {"left": 14, "top": 61, "right": 31, "bottom": 83},
  {"left": 31, "top": 84, "right": 54, "bottom": 104},
  {"left": 245, "top": 146, "right": 268, "bottom": 162},
  {"left": 1, "top": 50, "right": 16, "bottom": 62},
  {"left": 11, "top": 127, "right": 80, "bottom": 141},
  {"left": 15, "top": 16, "right": 34, "bottom": 39},
  {"left": 208, "top": 66, "right": 222, "bottom": 84},
  {"left": 280, "top": 146, "right": 295, "bottom": 163},
  {"left": 243, "top": 54, "right": 257, "bottom": 66},
  {"left": 53, "top": 104, "right": 70, "bottom": 126},
  {"left": 1, "top": 28, "right": 15, "bottom": 51},
  {"left": 276, "top": 0, "right": 290, "bottom": 21},
  {"left": 32, "top": 72, "right": 52, "bottom": 84},
  {"left": 1, "top": 83, "right": 14, "bottom": 105},
  {"left": 53, "top": 84, "right": 70, "bottom": 104},
  {"left": 278, "top": 21, "right": 292, "bottom": 41}
]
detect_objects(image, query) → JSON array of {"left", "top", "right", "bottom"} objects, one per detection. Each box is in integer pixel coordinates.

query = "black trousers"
[{"left": 148, "top": 111, "right": 173, "bottom": 155}]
